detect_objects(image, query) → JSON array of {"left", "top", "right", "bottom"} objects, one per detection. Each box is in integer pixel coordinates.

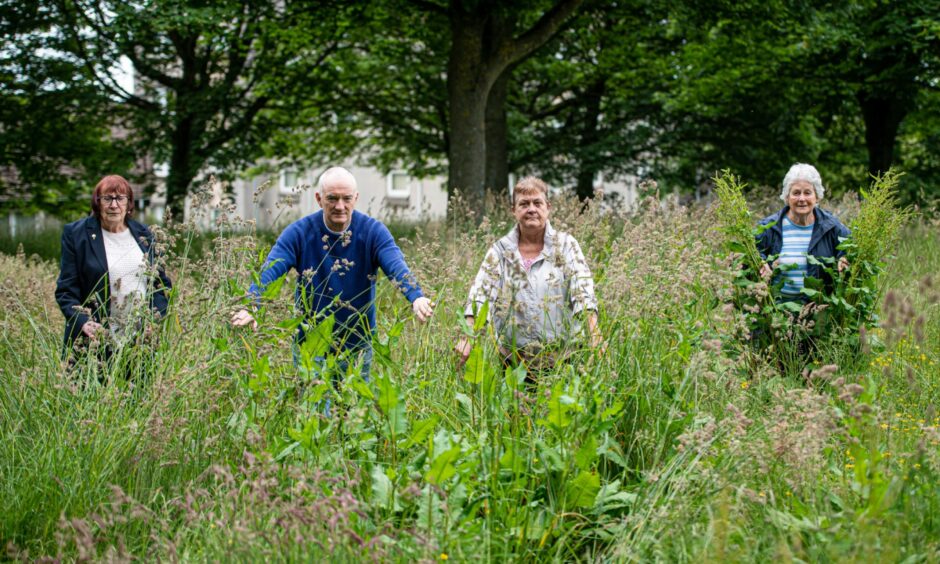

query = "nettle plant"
[{"left": 714, "top": 170, "right": 911, "bottom": 366}]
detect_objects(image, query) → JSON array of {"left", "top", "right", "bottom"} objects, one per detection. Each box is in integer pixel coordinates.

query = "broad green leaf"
[
  {"left": 473, "top": 301, "right": 489, "bottom": 332},
  {"left": 602, "top": 401, "right": 624, "bottom": 420},
  {"left": 371, "top": 465, "right": 394, "bottom": 509},
  {"left": 566, "top": 471, "right": 600, "bottom": 508},
  {"left": 597, "top": 435, "right": 628, "bottom": 468},
  {"left": 455, "top": 393, "right": 473, "bottom": 416},
  {"left": 575, "top": 434, "right": 598, "bottom": 470},
  {"left": 300, "top": 315, "right": 335, "bottom": 360},
  {"left": 261, "top": 273, "right": 286, "bottom": 300},
  {"left": 425, "top": 446, "right": 461, "bottom": 485},
  {"left": 376, "top": 374, "right": 408, "bottom": 435},
  {"left": 536, "top": 440, "right": 564, "bottom": 472},
  {"left": 463, "top": 345, "right": 486, "bottom": 384},
  {"left": 403, "top": 416, "right": 439, "bottom": 449},
  {"left": 539, "top": 384, "right": 576, "bottom": 429},
  {"left": 348, "top": 375, "right": 374, "bottom": 400}
]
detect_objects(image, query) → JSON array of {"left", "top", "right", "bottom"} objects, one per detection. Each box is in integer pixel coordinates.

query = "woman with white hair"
[{"left": 756, "top": 163, "right": 851, "bottom": 301}]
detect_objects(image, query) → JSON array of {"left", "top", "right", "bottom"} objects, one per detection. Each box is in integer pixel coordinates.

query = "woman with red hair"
[{"left": 55, "top": 175, "right": 172, "bottom": 358}]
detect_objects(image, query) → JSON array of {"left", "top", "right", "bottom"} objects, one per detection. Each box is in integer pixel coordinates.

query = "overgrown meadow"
[{"left": 1, "top": 181, "right": 939, "bottom": 562}]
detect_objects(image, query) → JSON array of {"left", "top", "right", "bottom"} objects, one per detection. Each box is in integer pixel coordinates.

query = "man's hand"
[
  {"left": 455, "top": 336, "right": 472, "bottom": 367},
  {"left": 412, "top": 297, "right": 434, "bottom": 322},
  {"left": 230, "top": 309, "right": 258, "bottom": 330},
  {"left": 81, "top": 320, "right": 104, "bottom": 340}
]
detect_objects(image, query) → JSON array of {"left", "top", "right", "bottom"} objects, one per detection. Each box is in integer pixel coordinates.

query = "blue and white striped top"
[{"left": 778, "top": 217, "right": 813, "bottom": 297}]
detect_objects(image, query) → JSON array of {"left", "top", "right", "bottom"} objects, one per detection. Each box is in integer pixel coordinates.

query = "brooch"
[{"left": 91, "top": 234, "right": 97, "bottom": 240}]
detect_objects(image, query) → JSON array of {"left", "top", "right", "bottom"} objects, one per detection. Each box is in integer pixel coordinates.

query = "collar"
[
  {"left": 501, "top": 221, "right": 556, "bottom": 255},
  {"left": 321, "top": 210, "right": 353, "bottom": 235}
]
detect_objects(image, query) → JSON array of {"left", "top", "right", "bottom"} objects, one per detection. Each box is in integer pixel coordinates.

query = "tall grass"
[{"left": 1, "top": 186, "right": 938, "bottom": 561}]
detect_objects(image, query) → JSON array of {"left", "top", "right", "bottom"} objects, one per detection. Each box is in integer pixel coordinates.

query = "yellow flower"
[
  {"left": 845, "top": 463, "right": 855, "bottom": 469},
  {"left": 440, "top": 554, "right": 449, "bottom": 561},
  {"left": 740, "top": 381, "right": 750, "bottom": 390},
  {"left": 914, "top": 463, "right": 922, "bottom": 469},
  {"left": 880, "top": 423, "right": 889, "bottom": 430}
]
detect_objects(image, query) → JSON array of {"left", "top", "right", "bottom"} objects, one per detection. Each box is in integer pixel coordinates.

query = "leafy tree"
[
  {"left": 51, "top": 0, "right": 357, "bottom": 220},
  {"left": 805, "top": 1, "right": 940, "bottom": 178},
  {"left": 507, "top": 0, "right": 677, "bottom": 200},
  {"left": 295, "top": 0, "right": 584, "bottom": 215},
  {"left": 652, "top": 0, "right": 940, "bottom": 198},
  {"left": 0, "top": 1, "right": 135, "bottom": 217}
]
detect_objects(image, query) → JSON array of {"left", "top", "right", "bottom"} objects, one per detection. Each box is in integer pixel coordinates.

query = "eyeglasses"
[{"left": 99, "top": 195, "right": 129, "bottom": 204}]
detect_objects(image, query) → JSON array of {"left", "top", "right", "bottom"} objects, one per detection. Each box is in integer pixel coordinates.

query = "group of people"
[{"left": 55, "top": 163, "right": 850, "bottom": 382}]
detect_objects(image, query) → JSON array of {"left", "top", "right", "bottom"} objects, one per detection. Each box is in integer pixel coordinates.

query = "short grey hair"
[
  {"left": 512, "top": 176, "right": 549, "bottom": 205},
  {"left": 780, "top": 163, "right": 825, "bottom": 201},
  {"left": 317, "top": 166, "right": 358, "bottom": 193}
]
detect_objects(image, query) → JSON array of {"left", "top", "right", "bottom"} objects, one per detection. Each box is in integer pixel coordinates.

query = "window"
[
  {"left": 279, "top": 169, "right": 299, "bottom": 194},
  {"left": 386, "top": 171, "right": 412, "bottom": 201}
]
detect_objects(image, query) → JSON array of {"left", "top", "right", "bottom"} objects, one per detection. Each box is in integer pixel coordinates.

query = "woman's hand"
[
  {"left": 81, "top": 320, "right": 104, "bottom": 340},
  {"left": 759, "top": 259, "right": 779, "bottom": 281},
  {"left": 454, "top": 336, "right": 472, "bottom": 367},
  {"left": 837, "top": 256, "right": 849, "bottom": 273},
  {"left": 587, "top": 312, "right": 606, "bottom": 354}
]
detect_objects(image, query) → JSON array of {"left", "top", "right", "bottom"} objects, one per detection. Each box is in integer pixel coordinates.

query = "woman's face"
[
  {"left": 99, "top": 190, "right": 130, "bottom": 229},
  {"left": 513, "top": 191, "right": 550, "bottom": 232},
  {"left": 786, "top": 180, "right": 817, "bottom": 215}
]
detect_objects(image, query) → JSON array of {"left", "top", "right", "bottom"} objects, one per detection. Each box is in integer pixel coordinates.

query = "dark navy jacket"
[
  {"left": 756, "top": 206, "right": 851, "bottom": 289},
  {"left": 54, "top": 216, "right": 172, "bottom": 350}
]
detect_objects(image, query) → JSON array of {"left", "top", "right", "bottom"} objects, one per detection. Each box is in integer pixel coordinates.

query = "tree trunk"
[
  {"left": 485, "top": 69, "right": 511, "bottom": 199},
  {"left": 857, "top": 91, "right": 908, "bottom": 177},
  {"left": 443, "top": 0, "right": 584, "bottom": 220},
  {"left": 165, "top": 117, "right": 197, "bottom": 222},
  {"left": 447, "top": 17, "right": 490, "bottom": 212},
  {"left": 574, "top": 78, "right": 606, "bottom": 201}
]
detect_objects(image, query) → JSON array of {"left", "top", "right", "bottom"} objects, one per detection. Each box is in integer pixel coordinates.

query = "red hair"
[{"left": 91, "top": 175, "right": 135, "bottom": 221}]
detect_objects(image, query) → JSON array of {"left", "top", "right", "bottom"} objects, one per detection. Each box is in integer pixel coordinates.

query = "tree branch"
[
  {"left": 407, "top": 0, "right": 447, "bottom": 16},
  {"left": 502, "top": 0, "right": 584, "bottom": 68}
]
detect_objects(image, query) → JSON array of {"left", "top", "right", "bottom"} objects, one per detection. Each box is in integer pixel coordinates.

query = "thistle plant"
[
  {"left": 807, "top": 170, "right": 914, "bottom": 336},
  {"left": 712, "top": 170, "right": 807, "bottom": 369},
  {"left": 712, "top": 170, "right": 765, "bottom": 275}
]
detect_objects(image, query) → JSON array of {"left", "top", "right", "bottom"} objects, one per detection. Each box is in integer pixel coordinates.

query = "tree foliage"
[{"left": 0, "top": 1, "right": 135, "bottom": 216}]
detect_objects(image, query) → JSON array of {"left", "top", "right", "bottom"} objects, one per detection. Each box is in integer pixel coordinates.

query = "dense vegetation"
[{"left": 1, "top": 181, "right": 938, "bottom": 561}]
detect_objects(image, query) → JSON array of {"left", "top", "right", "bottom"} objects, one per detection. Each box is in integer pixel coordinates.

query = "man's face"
[{"left": 316, "top": 179, "right": 359, "bottom": 231}]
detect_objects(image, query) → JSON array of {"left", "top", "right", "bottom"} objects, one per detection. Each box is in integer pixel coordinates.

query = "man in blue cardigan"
[{"left": 231, "top": 166, "right": 434, "bottom": 376}]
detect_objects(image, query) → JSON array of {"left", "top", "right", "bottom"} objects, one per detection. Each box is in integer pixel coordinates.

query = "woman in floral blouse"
[{"left": 455, "top": 176, "right": 602, "bottom": 371}]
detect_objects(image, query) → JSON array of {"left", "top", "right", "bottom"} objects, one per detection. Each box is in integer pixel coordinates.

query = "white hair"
[
  {"left": 780, "top": 163, "right": 825, "bottom": 201},
  {"left": 317, "top": 166, "right": 358, "bottom": 193}
]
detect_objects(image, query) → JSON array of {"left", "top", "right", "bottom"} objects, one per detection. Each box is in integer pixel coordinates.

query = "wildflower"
[
  {"left": 440, "top": 553, "right": 449, "bottom": 560},
  {"left": 740, "top": 381, "right": 750, "bottom": 390},
  {"left": 845, "top": 463, "right": 854, "bottom": 469}
]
